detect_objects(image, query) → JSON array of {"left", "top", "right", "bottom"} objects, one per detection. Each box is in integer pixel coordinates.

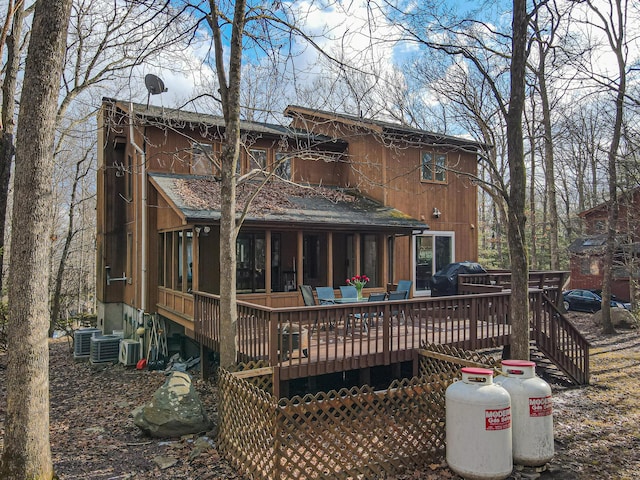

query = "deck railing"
[
  {"left": 532, "top": 291, "right": 590, "bottom": 384},
  {"left": 193, "top": 288, "right": 588, "bottom": 384},
  {"left": 459, "top": 270, "right": 568, "bottom": 295}
]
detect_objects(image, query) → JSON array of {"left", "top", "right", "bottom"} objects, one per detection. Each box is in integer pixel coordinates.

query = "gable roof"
[
  {"left": 103, "top": 98, "right": 347, "bottom": 151},
  {"left": 568, "top": 235, "right": 608, "bottom": 254},
  {"left": 578, "top": 187, "right": 640, "bottom": 218},
  {"left": 284, "top": 105, "right": 487, "bottom": 150},
  {"left": 149, "top": 172, "right": 429, "bottom": 232}
]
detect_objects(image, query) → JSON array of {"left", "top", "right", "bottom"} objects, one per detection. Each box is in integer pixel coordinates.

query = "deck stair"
[{"left": 529, "top": 343, "right": 577, "bottom": 388}]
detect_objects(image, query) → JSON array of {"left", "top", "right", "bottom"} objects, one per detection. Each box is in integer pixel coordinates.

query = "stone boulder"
[
  {"left": 593, "top": 308, "right": 638, "bottom": 329},
  {"left": 132, "top": 371, "right": 211, "bottom": 438}
]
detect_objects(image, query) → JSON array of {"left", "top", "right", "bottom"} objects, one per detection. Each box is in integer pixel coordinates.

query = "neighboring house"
[
  {"left": 568, "top": 188, "right": 640, "bottom": 301},
  {"left": 96, "top": 99, "right": 482, "bottom": 338}
]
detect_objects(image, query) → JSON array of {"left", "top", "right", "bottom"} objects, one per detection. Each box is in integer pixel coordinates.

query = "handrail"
[{"left": 531, "top": 291, "right": 590, "bottom": 385}]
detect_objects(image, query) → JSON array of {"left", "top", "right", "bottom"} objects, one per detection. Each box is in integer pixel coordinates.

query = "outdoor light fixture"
[
  {"left": 195, "top": 225, "right": 211, "bottom": 237},
  {"left": 432, "top": 207, "right": 442, "bottom": 218}
]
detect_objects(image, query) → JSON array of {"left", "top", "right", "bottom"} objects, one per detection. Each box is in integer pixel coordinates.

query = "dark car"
[
  {"left": 430, "top": 261, "right": 487, "bottom": 296},
  {"left": 562, "top": 289, "right": 630, "bottom": 313}
]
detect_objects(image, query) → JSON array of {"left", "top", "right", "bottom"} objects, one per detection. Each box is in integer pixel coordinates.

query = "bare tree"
[
  {"left": 506, "top": 0, "right": 532, "bottom": 360},
  {"left": 0, "top": 0, "right": 28, "bottom": 295},
  {"left": 0, "top": 0, "right": 73, "bottom": 477},
  {"left": 378, "top": 1, "right": 532, "bottom": 357},
  {"left": 529, "top": 0, "right": 566, "bottom": 270},
  {"left": 45, "top": 0, "right": 197, "bottom": 329},
  {"left": 205, "top": 0, "right": 247, "bottom": 367},
  {"left": 574, "top": 0, "right": 633, "bottom": 333}
]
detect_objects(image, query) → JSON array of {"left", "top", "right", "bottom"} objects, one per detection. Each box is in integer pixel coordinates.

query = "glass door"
[
  {"left": 415, "top": 236, "right": 433, "bottom": 293},
  {"left": 414, "top": 233, "right": 454, "bottom": 295}
]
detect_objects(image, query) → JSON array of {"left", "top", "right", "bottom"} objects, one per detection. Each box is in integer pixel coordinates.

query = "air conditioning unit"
[
  {"left": 90, "top": 335, "right": 121, "bottom": 364},
  {"left": 74, "top": 328, "right": 102, "bottom": 359},
  {"left": 119, "top": 339, "right": 141, "bottom": 366}
]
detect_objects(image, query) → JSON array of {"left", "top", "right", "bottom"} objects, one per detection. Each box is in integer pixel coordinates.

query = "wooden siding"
[
  {"left": 99, "top": 101, "right": 479, "bottom": 320},
  {"left": 287, "top": 114, "right": 479, "bottom": 264},
  {"left": 569, "top": 255, "right": 631, "bottom": 301}
]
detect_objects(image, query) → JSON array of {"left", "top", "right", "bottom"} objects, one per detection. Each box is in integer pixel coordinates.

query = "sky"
[{"left": 134, "top": 0, "right": 639, "bottom": 132}]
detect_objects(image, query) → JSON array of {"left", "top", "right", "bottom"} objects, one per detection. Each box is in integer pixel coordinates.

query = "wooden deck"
[{"left": 194, "top": 285, "right": 588, "bottom": 388}]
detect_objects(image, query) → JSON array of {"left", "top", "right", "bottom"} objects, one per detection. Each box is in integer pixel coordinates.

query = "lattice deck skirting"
[{"left": 217, "top": 344, "right": 500, "bottom": 479}]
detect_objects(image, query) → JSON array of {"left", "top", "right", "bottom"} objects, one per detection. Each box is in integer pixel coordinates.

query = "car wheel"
[{"left": 563, "top": 300, "right": 570, "bottom": 312}]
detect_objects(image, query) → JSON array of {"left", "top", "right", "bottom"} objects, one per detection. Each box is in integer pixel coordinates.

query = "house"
[
  {"left": 96, "top": 99, "right": 482, "bottom": 345},
  {"left": 568, "top": 187, "right": 640, "bottom": 301}
]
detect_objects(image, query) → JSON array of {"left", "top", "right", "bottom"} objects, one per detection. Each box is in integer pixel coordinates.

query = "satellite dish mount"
[{"left": 144, "top": 74, "right": 167, "bottom": 106}]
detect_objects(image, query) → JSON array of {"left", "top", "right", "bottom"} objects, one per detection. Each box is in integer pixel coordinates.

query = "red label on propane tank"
[
  {"left": 485, "top": 407, "right": 511, "bottom": 430},
  {"left": 529, "top": 396, "right": 552, "bottom": 417}
]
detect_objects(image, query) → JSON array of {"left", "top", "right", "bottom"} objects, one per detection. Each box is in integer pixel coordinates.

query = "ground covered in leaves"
[{"left": 0, "top": 312, "right": 638, "bottom": 479}]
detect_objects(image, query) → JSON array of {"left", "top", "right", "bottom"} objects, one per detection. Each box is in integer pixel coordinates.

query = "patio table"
[{"left": 334, "top": 297, "right": 369, "bottom": 304}]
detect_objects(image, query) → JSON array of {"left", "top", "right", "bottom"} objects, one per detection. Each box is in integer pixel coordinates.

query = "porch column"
[
  {"left": 265, "top": 230, "right": 272, "bottom": 303},
  {"left": 296, "top": 231, "right": 304, "bottom": 287},
  {"left": 354, "top": 233, "right": 361, "bottom": 275},
  {"left": 193, "top": 229, "right": 200, "bottom": 291},
  {"left": 326, "top": 231, "right": 333, "bottom": 286},
  {"left": 381, "top": 234, "right": 389, "bottom": 288}
]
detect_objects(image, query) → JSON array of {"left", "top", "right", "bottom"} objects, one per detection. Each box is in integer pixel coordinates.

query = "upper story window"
[
  {"left": 275, "top": 152, "right": 291, "bottom": 180},
  {"left": 421, "top": 151, "right": 447, "bottom": 183},
  {"left": 191, "top": 143, "right": 218, "bottom": 176},
  {"left": 249, "top": 148, "right": 267, "bottom": 171}
]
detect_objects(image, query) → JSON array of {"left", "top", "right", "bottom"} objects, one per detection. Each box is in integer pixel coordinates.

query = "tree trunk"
[
  {"left": 596, "top": 0, "right": 626, "bottom": 335},
  {"left": 538, "top": 51, "right": 560, "bottom": 270},
  {"left": 50, "top": 159, "right": 87, "bottom": 334},
  {"left": 209, "top": 0, "right": 247, "bottom": 367},
  {"left": 527, "top": 113, "right": 537, "bottom": 270},
  {"left": 0, "top": 0, "right": 72, "bottom": 477},
  {"left": 0, "top": 0, "right": 26, "bottom": 295},
  {"left": 506, "top": 0, "right": 530, "bottom": 361}
]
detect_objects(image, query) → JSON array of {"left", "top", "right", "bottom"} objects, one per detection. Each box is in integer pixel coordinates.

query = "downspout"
[{"left": 129, "top": 103, "right": 147, "bottom": 315}]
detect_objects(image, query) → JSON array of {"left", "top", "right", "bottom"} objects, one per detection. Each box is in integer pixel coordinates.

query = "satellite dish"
[{"left": 144, "top": 74, "right": 167, "bottom": 95}]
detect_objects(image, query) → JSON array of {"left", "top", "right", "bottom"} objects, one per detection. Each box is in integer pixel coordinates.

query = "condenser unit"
[
  {"left": 74, "top": 328, "right": 102, "bottom": 359},
  {"left": 119, "top": 339, "right": 141, "bottom": 366},
  {"left": 90, "top": 335, "right": 121, "bottom": 364}
]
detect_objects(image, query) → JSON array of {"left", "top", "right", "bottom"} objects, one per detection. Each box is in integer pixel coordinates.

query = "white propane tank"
[
  {"left": 446, "top": 367, "right": 513, "bottom": 480},
  {"left": 497, "top": 360, "right": 554, "bottom": 467}
]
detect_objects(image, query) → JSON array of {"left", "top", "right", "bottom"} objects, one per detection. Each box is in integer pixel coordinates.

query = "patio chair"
[
  {"left": 339, "top": 285, "right": 358, "bottom": 299},
  {"left": 387, "top": 290, "right": 407, "bottom": 323},
  {"left": 299, "top": 285, "right": 316, "bottom": 306},
  {"left": 316, "top": 286, "right": 336, "bottom": 305},
  {"left": 395, "top": 280, "right": 412, "bottom": 299},
  {"left": 347, "top": 292, "right": 387, "bottom": 334}
]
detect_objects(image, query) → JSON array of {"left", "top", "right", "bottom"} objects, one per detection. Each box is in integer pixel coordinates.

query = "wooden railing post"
[
  {"left": 469, "top": 296, "right": 478, "bottom": 345},
  {"left": 383, "top": 302, "right": 390, "bottom": 365},
  {"left": 269, "top": 310, "right": 279, "bottom": 366}
]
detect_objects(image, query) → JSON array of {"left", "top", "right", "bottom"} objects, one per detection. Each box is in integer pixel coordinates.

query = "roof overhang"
[{"left": 149, "top": 172, "right": 429, "bottom": 234}]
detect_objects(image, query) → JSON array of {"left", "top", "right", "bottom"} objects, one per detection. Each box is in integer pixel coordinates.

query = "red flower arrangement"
[{"left": 346, "top": 275, "right": 370, "bottom": 289}]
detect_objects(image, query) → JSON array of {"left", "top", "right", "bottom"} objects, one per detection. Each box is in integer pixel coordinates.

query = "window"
[
  {"left": 176, "top": 230, "right": 193, "bottom": 292},
  {"left": 361, "top": 234, "right": 379, "bottom": 287},
  {"left": 275, "top": 152, "right": 291, "bottom": 180},
  {"left": 191, "top": 143, "right": 216, "bottom": 175},
  {"left": 249, "top": 149, "right": 267, "bottom": 171},
  {"left": 158, "top": 230, "right": 193, "bottom": 292},
  {"left": 421, "top": 151, "right": 447, "bottom": 183},
  {"left": 237, "top": 233, "right": 265, "bottom": 293}
]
